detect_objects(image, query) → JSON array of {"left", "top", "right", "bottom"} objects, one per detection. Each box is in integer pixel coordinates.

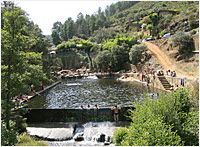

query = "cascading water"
[{"left": 44, "top": 122, "right": 120, "bottom": 146}]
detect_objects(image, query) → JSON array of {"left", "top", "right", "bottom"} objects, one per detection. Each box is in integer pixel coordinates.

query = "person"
[
  {"left": 80, "top": 105, "right": 84, "bottom": 109},
  {"left": 19, "top": 94, "right": 29, "bottom": 102},
  {"left": 174, "top": 84, "right": 179, "bottom": 91},
  {"left": 87, "top": 104, "right": 90, "bottom": 109},
  {"left": 111, "top": 105, "right": 121, "bottom": 121},
  {"left": 170, "top": 85, "right": 174, "bottom": 91},
  {"left": 29, "top": 84, "right": 36, "bottom": 96},
  {"left": 94, "top": 104, "right": 99, "bottom": 122},
  {"left": 40, "top": 80, "right": 44, "bottom": 90},
  {"left": 94, "top": 104, "right": 99, "bottom": 109}
]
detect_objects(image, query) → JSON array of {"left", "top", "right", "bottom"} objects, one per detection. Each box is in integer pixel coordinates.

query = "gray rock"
[
  {"left": 104, "top": 141, "right": 111, "bottom": 145},
  {"left": 97, "top": 133, "right": 106, "bottom": 142},
  {"left": 73, "top": 132, "right": 84, "bottom": 141}
]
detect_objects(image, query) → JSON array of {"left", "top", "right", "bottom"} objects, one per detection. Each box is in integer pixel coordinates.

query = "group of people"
[
  {"left": 80, "top": 104, "right": 121, "bottom": 121},
  {"left": 80, "top": 104, "right": 99, "bottom": 110},
  {"left": 11, "top": 80, "right": 44, "bottom": 103}
]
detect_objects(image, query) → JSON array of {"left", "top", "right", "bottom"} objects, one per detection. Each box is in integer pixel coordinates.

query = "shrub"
[
  {"left": 115, "top": 117, "right": 183, "bottom": 146},
  {"left": 170, "top": 31, "right": 195, "bottom": 54},
  {"left": 113, "top": 127, "right": 129, "bottom": 146},
  {"left": 159, "top": 29, "right": 167, "bottom": 38},
  {"left": 1, "top": 120, "right": 19, "bottom": 146},
  {"left": 190, "top": 29, "right": 197, "bottom": 35},
  {"left": 17, "top": 133, "right": 49, "bottom": 146},
  {"left": 113, "top": 88, "right": 199, "bottom": 146}
]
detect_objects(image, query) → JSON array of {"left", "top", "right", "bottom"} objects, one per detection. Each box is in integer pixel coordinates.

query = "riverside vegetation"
[
  {"left": 113, "top": 88, "right": 199, "bottom": 146},
  {"left": 1, "top": 1, "right": 199, "bottom": 146}
]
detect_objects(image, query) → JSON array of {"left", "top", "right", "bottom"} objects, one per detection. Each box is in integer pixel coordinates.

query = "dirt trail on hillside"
[{"left": 142, "top": 42, "right": 173, "bottom": 70}]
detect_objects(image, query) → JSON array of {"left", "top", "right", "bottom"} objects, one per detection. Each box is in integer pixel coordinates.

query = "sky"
[{"left": 16, "top": 0, "right": 117, "bottom": 35}]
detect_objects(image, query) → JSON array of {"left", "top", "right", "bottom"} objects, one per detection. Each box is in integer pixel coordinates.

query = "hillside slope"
[
  {"left": 143, "top": 34, "right": 199, "bottom": 79},
  {"left": 142, "top": 42, "right": 173, "bottom": 69}
]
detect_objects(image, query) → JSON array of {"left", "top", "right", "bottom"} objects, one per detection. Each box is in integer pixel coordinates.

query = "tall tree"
[
  {"left": 1, "top": 3, "right": 51, "bottom": 132},
  {"left": 51, "top": 30, "right": 61, "bottom": 45}
]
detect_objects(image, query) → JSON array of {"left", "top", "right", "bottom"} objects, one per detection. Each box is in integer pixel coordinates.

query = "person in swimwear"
[{"left": 111, "top": 105, "right": 121, "bottom": 121}]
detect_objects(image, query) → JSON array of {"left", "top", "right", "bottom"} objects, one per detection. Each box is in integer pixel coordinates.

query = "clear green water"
[{"left": 27, "top": 78, "right": 162, "bottom": 109}]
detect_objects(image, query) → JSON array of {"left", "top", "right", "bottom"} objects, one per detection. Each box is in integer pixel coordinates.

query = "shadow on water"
[{"left": 27, "top": 78, "right": 162, "bottom": 109}]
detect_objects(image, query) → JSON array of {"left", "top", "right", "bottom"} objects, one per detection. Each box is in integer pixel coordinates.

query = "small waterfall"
[
  {"left": 83, "top": 122, "right": 115, "bottom": 142},
  {"left": 46, "top": 122, "right": 117, "bottom": 146}
]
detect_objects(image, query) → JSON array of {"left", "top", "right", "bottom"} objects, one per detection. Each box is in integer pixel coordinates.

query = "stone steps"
[{"left": 158, "top": 76, "right": 172, "bottom": 90}]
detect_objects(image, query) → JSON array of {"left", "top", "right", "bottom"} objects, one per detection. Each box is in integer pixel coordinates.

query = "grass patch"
[{"left": 17, "top": 133, "right": 48, "bottom": 146}]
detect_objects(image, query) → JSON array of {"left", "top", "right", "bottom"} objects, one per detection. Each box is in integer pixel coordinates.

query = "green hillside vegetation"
[{"left": 53, "top": 1, "right": 198, "bottom": 72}]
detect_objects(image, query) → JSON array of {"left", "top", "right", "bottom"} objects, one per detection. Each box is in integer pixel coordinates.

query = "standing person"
[
  {"left": 111, "top": 105, "right": 121, "bottom": 121},
  {"left": 94, "top": 104, "right": 99, "bottom": 122},
  {"left": 40, "top": 80, "right": 44, "bottom": 90}
]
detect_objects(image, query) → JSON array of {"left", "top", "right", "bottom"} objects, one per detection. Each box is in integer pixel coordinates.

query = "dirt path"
[{"left": 142, "top": 42, "right": 173, "bottom": 70}]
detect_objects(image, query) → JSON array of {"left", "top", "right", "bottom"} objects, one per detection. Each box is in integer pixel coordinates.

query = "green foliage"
[
  {"left": 111, "top": 44, "right": 130, "bottom": 71},
  {"left": 190, "top": 29, "right": 197, "bottom": 35},
  {"left": 89, "top": 27, "right": 117, "bottom": 44},
  {"left": 17, "top": 133, "right": 49, "bottom": 146},
  {"left": 148, "top": 13, "right": 158, "bottom": 26},
  {"left": 171, "top": 31, "right": 195, "bottom": 54},
  {"left": 51, "top": 30, "right": 61, "bottom": 45},
  {"left": 113, "top": 127, "right": 128, "bottom": 145},
  {"left": 1, "top": 4, "right": 53, "bottom": 140},
  {"left": 188, "top": 14, "right": 198, "bottom": 29},
  {"left": 56, "top": 43, "right": 65, "bottom": 50},
  {"left": 95, "top": 50, "right": 112, "bottom": 71},
  {"left": 129, "top": 44, "right": 147, "bottom": 67},
  {"left": 114, "top": 116, "right": 182, "bottom": 146},
  {"left": 102, "top": 34, "right": 137, "bottom": 51},
  {"left": 1, "top": 120, "right": 19, "bottom": 146},
  {"left": 159, "top": 29, "right": 167, "bottom": 38},
  {"left": 113, "top": 88, "right": 199, "bottom": 146}
]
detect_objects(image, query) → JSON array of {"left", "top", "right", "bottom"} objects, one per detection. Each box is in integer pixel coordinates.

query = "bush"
[
  {"left": 190, "top": 29, "right": 197, "bottom": 35},
  {"left": 159, "top": 29, "right": 167, "bottom": 38},
  {"left": 114, "top": 117, "right": 183, "bottom": 146},
  {"left": 1, "top": 120, "right": 19, "bottom": 146},
  {"left": 17, "top": 133, "right": 49, "bottom": 146},
  {"left": 113, "top": 88, "right": 199, "bottom": 146},
  {"left": 113, "top": 127, "right": 129, "bottom": 146},
  {"left": 170, "top": 31, "right": 195, "bottom": 54}
]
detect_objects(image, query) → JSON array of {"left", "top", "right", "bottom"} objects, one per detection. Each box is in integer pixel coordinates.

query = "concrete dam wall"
[{"left": 24, "top": 107, "right": 134, "bottom": 123}]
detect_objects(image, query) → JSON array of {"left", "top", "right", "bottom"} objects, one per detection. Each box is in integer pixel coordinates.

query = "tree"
[
  {"left": 170, "top": 31, "right": 195, "bottom": 55},
  {"left": 89, "top": 27, "right": 117, "bottom": 44},
  {"left": 51, "top": 30, "right": 61, "bottom": 45},
  {"left": 95, "top": 50, "right": 112, "bottom": 71},
  {"left": 1, "top": 3, "right": 51, "bottom": 136},
  {"left": 146, "top": 24, "right": 153, "bottom": 36},
  {"left": 129, "top": 44, "right": 147, "bottom": 69},
  {"left": 111, "top": 44, "right": 130, "bottom": 71}
]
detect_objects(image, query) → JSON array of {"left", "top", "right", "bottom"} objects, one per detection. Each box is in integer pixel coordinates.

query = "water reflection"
[{"left": 27, "top": 79, "right": 162, "bottom": 109}]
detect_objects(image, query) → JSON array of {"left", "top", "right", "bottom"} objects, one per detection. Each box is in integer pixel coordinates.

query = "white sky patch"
[{"left": 16, "top": 1, "right": 117, "bottom": 35}]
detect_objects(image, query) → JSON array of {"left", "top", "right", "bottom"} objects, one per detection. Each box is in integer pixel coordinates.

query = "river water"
[{"left": 27, "top": 78, "right": 161, "bottom": 109}]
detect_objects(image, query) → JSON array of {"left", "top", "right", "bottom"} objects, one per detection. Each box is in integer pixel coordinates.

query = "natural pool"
[{"left": 27, "top": 78, "right": 162, "bottom": 109}]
